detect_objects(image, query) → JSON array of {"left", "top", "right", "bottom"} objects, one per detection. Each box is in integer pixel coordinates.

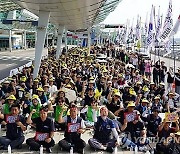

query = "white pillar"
[
  {"left": 9, "top": 29, "right": 12, "bottom": 52},
  {"left": 56, "top": 25, "right": 64, "bottom": 59},
  {"left": 24, "top": 30, "right": 27, "bottom": 50},
  {"left": 33, "top": 11, "right": 50, "bottom": 79},
  {"left": 64, "top": 29, "right": 67, "bottom": 52},
  {"left": 87, "top": 28, "right": 91, "bottom": 55}
]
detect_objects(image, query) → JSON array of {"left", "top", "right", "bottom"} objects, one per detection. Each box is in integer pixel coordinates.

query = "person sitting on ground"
[
  {"left": 29, "top": 94, "right": 41, "bottom": 119},
  {"left": 26, "top": 106, "right": 55, "bottom": 153},
  {"left": 58, "top": 104, "right": 86, "bottom": 154},
  {"left": 48, "top": 97, "right": 68, "bottom": 130},
  {"left": 2, "top": 95, "right": 16, "bottom": 115},
  {"left": 0, "top": 103, "right": 26, "bottom": 150},
  {"left": 155, "top": 118, "right": 179, "bottom": 154},
  {"left": 36, "top": 87, "right": 48, "bottom": 105},
  {"left": 80, "top": 98, "right": 100, "bottom": 127},
  {"left": 88, "top": 106, "right": 120, "bottom": 153},
  {"left": 146, "top": 107, "right": 162, "bottom": 137}
]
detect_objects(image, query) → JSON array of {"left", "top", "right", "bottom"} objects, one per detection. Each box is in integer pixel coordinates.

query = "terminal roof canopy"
[{"left": 12, "top": 0, "right": 121, "bottom": 31}]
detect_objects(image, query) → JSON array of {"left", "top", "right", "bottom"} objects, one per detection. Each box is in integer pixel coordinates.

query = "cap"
[
  {"left": 114, "top": 92, "right": 121, "bottom": 97},
  {"left": 7, "top": 95, "right": 16, "bottom": 100},
  {"left": 34, "top": 79, "right": 39, "bottom": 82},
  {"left": 129, "top": 90, "right": 136, "bottom": 96},
  {"left": 43, "top": 84, "right": 50, "bottom": 88},
  {"left": 142, "top": 85, "right": 149, "bottom": 92},
  {"left": 32, "top": 94, "right": 39, "bottom": 100},
  {"left": 18, "top": 88, "right": 25, "bottom": 92},
  {"left": 175, "top": 131, "right": 180, "bottom": 136},
  {"left": 150, "top": 82, "right": 155, "bottom": 85},
  {"left": 136, "top": 81, "right": 142, "bottom": 85},
  {"left": 89, "top": 77, "right": 94, "bottom": 80},
  {"left": 25, "top": 93, "right": 31, "bottom": 98},
  {"left": 142, "top": 98, "right": 149, "bottom": 103},
  {"left": 168, "top": 92, "right": 175, "bottom": 95},
  {"left": 89, "top": 80, "right": 95, "bottom": 84},
  {"left": 49, "top": 78, "right": 54, "bottom": 82},
  {"left": 160, "top": 82, "right": 165, "bottom": 86},
  {"left": 65, "top": 84, "right": 71, "bottom": 88},
  {"left": 154, "top": 96, "right": 160, "bottom": 100},
  {"left": 37, "top": 87, "right": 44, "bottom": 92},
  {"left": 4, "top": 80, "right": 10, "bottom": 84},
  {"left": 127, "top": 101, "right": 136, "bottom": 107}
]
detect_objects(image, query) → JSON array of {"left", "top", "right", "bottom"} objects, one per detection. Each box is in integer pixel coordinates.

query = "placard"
[
  {"left": 165, "top": 112, "right": 179, "bottom": 122},
  {"left": 6, "top": 115, "right": 18, "bottom": 123},
  {"left": 124, "top": 112, "right": 137, "bottom": 122},
  {"left": 35, "top": 132, "right": 49, "bottom": 141},
  {"left": 67, "top": 123, "right": 80, "bottom": 132}
]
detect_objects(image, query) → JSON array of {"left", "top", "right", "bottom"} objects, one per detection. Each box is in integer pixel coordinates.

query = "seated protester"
[
  {"left": 88, "top": 106, "right": 120, "bottom": 153},
  {"left": 37, "top": 87, "right": 48, "bottom": 105},
  {"left": 107, "top": 91, "right": 124, "bottom": 116},
  {"left": 146, "top": 107, "right": 162, "bottom": 137},
  {"left": 80, "top": 99, "right": 100, "bottom": 127},
  {"left": 82, "top": 88, "right": 95, "bottom": 107},
  {"left": 117, "top": 101, "right": 138, "bottom": 126},
  {"left": 2, "top": 95, "right": 16, "bottom": 115},
  {"left": 151, "top": 95, "right": 163, "bottom": 112},
  {"left": 163, "top": 92, "right": 178, "bottom": 113},
  {"left": 136, "top": 98, "right": 151, "bottom": 121},
  {"left": 26, "top": 106, "right": 55, "bottom": 153},
  {"left": 43, "top": 85, "right": 51, "bottom": 100},
  {"left": 30, "top": 94, "right": 41, "bottom": 119},
  {"left": 58, "top": 104, "right": 86, "bottom": 154},
  {"left": 56, "top": 89, "right": 69, "bottom": 106},
  {"left": 22, "top": 93, "right": 31, "bottom": 116},
  {"left": 155, "top": 119, "right": 179, "bottom": 154},
  {"left": 0, "top": 103, "right": 26, "bottom": 149},
  {"left": 48, "top": 97, "right": 68, "bottom": 130},
  {"left": 166, "top": 131, "right": 180, "bottom": 154},
  {"left": 121, "top": 106, "right": 149, "bottom": 151},
  {"left": 103, "top": 80, "right": 112, "bottom": 99}
]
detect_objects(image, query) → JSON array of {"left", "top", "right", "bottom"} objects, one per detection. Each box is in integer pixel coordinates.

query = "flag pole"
[{"left": 173, "top": 36, "right": 175, "bottom": 75}]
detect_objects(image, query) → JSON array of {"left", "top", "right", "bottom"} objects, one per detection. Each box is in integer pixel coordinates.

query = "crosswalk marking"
[{"left": 0, "top": 55, "right": 34, "bottom": 61}]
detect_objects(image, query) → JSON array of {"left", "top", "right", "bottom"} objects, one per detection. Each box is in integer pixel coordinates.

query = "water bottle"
[
  {"left": 40, "top": 145, "right": 43, "bottom": 154},
  {"left": 70, "top": 146, "right": 73, "bottom": 154},
  {"left": 134, "top": 145, "right": 138, "bottom": 154},
  {"left": 8, "top": 145, "right": 11, "bottom": 154},
  {"left": 113, "top": 146, "right": 117, "bottom": 154}
]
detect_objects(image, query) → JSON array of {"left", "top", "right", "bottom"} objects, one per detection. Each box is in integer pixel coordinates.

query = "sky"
[{"left": 103, "top": 0, "right": 180, "bottom": 37}]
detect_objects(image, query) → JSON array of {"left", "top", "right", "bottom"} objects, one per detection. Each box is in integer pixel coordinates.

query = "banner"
[
  {"left": 165, "top": 112, "right": 179, "bottom": 122},
  {"left": 159, "top": 0, "right": 173, "bottom": 42},
  {"left": 147, "top": 5, "right": 155, "bottom": 47},
  {"left": 169, "top": 15, "right": 180, "bottom": 37}
]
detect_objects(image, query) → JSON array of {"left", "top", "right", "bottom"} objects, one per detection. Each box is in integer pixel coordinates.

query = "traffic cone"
[{"left": 172, "top": 81, "right": 175, "bottom": 92}]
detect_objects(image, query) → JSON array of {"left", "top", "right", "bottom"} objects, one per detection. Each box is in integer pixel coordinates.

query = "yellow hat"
[
  {"left": 65, "top": 84, "right": 71, "bottom": 88},
  {"left": 127, "top": 101, "right": 136, "bottom": 107},
  {"left": 18, "top": 88, "right": 25, "bottom": 92},
  {"left": 168, "top": 92, "right": 175, "bottom": 95},
  {"left": 118, "top": 73, "right": 123, "bottom": 78},
  {"left": 103, "top": 69, "right": 108, "bottom": 73},
  {"left": 43, "top": 84, "right": 50, "bottom": 88},
  {"left": 7, "top": 95, "right": 16, "bottom": 100},
  {"left": 129, "top": 90, "right": 136, "bottom": 96},
  {"left": 160, "top": 82, "right": 165, "bottom": 86},
  {"left": 114, "top": 92, "right": 121, "bottom": 97},
  {"left": 142, "top": 85, "right": 149, "bottom": 92},
  {"left": 49, "top": 78, "right": 54, "bottom": 82},
  {"left": 25, "top": 93, "right": 31, "bottom": 98},
  {"left": 32, "top": 94, "right": 39, "bottom": 100},
  {"left": 154, "top": 96, "right": 160, "bottom": 100},
  {"left": 175, "top": 131, "right": 180, "bottom": 136},
  {"left": 89, "top": 80, "right": 95, "bottom": 84},
  {"left": 20, "top": 76, "right": 27, "bottom": 82},
  {"left": 34, "top": 79, "right": 39, "bottom": 82},
  {"left": 37, "top": 87, "right": 44, "bottom": 92},
  {"left": 89, "top": 77, "right": 94, "bottom": 80},
  {"left": 137, "top": 81, "right": 142, "bottom": 85},
  {"left": 142, "top": 98, "right": 149, "bottom": 103}
]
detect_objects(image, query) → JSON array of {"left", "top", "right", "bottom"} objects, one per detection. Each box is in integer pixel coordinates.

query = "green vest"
[
  {"left": 3, "top": 103, "right": 10, "bottom": 115},
  {"left": 30, "top": 103, "right": 41, "bottom": 119},
  {"left": 55, "top": 105, "right": 67, "bottom": 122},
  {"left": 86, "top": 106, "right": 99, "bottom": 122}
]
